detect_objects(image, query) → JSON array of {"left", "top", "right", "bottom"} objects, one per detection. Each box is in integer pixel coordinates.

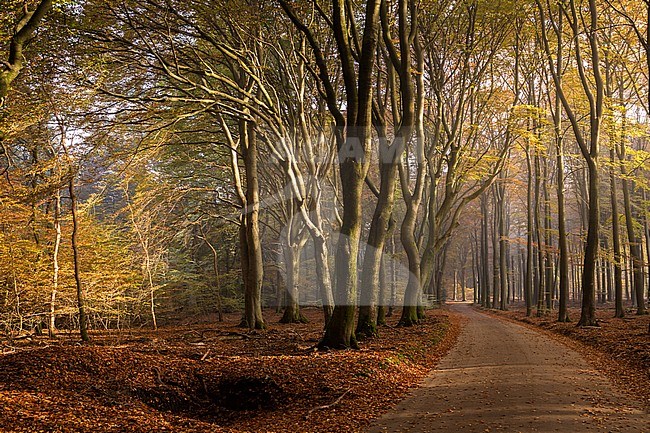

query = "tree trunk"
[
  {"left": 319, "top": 161, "right": 365, "bottom": 347},
  {"left": 280, "top": 241, "right": 307, "bottom": 324},
  {"left": 643, "top": 188, "right": 650, "bottom": 307},
  {"left": 543, "top": 162, "right": 554, "bottom": 311},
  {"left": 535, "top": 0, "right": 603, "bottom": 327},
  {"left": 377, "top": 217, "right": 396, "bottom": 324},
  {"left": 312, "top": 230, "right": 334, "bottom": 325},
  {"left": 434, "top": 243, "right": 450, "bottom": 309},
  {"left": 480, "top": 195, "right": 491, "bottom": 308},
  {"left": 356, "top": 162, "right": 399, "bottom": 338},
  {"left": 388, "top": 231, "right": 397, "bottom": 317},
  {"left": 610, "top": 148, "right": 624, "bottom": 317},
  {"left": 496, "top": 177, "right": 508, "bottom": 310},
  {"left": 534, "top": 150, "right": 545, "bottom": 317},
  {"left": 49, "top": 189, "right": 61, "bottom": 337},
  {"left": 554, "top": 21, "right": 570, "bottom": 320},
  {"left": 578, "top": 159, "right": 600, "bottom": 326},
  {"left": 461, "top": 261, "right": 467, "bottom": 302},
  {"left": 492, "top": 188, "right": 500, "bottom": 309},
  {"left": 525, "top": 146, "right": 534, "bottom": 316},
  {"left": 241, "top": 119, "right": 265, "bottom": 330},
  {"left": 377, "top": 251, "right": 388, "bottom": 325},
  {"left": 399, "top": 203, "right": 422, "bottom": 326},
  {"left": 473, "top": 234, "right": 480, "bottom": 304},
  {"left": 357, "top": 0, "right": 416, "bottom": 337},
  {"left": 556, "top": 146, "right": 570, "bottom": 320},
  {"left": 69, "top": 178, "right": 89, "bottom": 342},
  {"left": 398, "top": 96, "right": 427, "bottom": 324},
  {"left": 238, "top": 219, "right": 251, "bottom": 327},
  {"left": 618, "top": 137, "right": 647, "bottom": 316},
  {"left": 312, "top": 0, "right": 382, "bottom": 349}
]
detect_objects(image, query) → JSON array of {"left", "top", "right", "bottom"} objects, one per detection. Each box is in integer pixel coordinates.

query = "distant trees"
[
  {"left": 469, "top": 0, "right": 648, "bottom": 323},
  {"left": 0, "top": 126, "right": 142, "bottom": 337},
  {"left": 458, "top": 1, "right": 648, "bottom": 325}
]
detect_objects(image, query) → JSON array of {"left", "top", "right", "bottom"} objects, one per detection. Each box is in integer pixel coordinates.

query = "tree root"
[{"left": 305, "top": 388, "right": 352, "bottom": 418}]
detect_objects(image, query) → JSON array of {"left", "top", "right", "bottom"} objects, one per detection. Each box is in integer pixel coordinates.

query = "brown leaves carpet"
[{"left": 0, "top": 308, "right": 460, "bottom": 432}]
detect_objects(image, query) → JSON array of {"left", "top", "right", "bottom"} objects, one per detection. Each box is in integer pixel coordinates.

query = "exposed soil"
[
  {"left": 0, "top": 308, "right": 460, "bottom": 432},
  {"left": 370, "top": 303, "right": 649, "bottom": 433}
]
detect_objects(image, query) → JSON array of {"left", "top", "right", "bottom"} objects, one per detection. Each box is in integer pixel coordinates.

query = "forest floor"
[
  {"left": 0, "top": 307, "right": 460, "bottom": 432},
  {"left": 479, "top": 302, "right": 650, "bottom": 411}
]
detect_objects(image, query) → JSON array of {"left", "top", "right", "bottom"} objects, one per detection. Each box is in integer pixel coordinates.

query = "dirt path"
[{"left": 369, "top": 303, "right": 649, "bottom": 432}]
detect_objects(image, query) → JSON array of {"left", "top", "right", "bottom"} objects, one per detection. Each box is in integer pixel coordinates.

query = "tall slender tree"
[{"left": 537, "top": 0, "right": 605, "bottom": 326}]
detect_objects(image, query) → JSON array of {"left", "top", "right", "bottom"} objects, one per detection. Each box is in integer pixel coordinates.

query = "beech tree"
[
  {"left": 537, "top": 0, "right": 605, "bottom": 326},
  {"left": 355, "top": 0, "right": 419, "bottom": 338},
  {"left": 281, "top": 0, "right": 382, "bottom": 348}
]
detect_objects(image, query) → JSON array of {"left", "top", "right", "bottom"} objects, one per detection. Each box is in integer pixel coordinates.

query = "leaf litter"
[{"left": 0, "top": 308, "right": 460, "bottom": 432}]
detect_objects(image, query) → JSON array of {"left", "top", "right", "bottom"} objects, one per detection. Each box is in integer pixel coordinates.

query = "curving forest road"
[{"left": 369, "top": 303, "right": 649, "bottom": 432}]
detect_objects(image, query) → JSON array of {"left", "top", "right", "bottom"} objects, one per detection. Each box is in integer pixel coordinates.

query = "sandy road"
[{"left": 369, "top": 303, "right": 649, "bottom": 432}]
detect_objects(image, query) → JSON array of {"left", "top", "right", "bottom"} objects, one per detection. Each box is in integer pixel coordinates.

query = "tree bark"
[
  {"left": 280, "top": 240, "right": 307, "bottom": 324},
  {"left": 534, "top": 148, "right": 545, "bottom": 317},
  {"left": 49, "top": 189, "right": 61, "bottom": 337},
  {"left": 377, "top": 250, "right": 388, "bottom": 325},
  {"left": 492, "top": 187, "right": 500, "bottom": 309},
  {"left": 554, "top": 11, "right": 570, "bottom": 321},
  {"left": 543, "top": 160, "right": 554, "bottom": 311},
  {"left": 525, "top": 145, "right": 534, "bottom": 316},
  {"left": 579, "top": 159, "right": 600, "bottom": 326},
  {"left": 480, "top": 194, "right": 491, "bottom": 308},
  {"left": 69, "top": 178, "right": 89, "bottom": 342},
  {"left": 241, "top": 119, "right": 265, "bottom": 330},
  {"left": 617, "top": 125, "right": 647, "bottom": 316},
  {"left": 399, "top": 203, "right": 423, "bottom": 326},
  {"left": 496, "top": 176, "right": 508, "bottom": 310},
  {"left": 356, "top": 162, "right": 400, "bottom": 337},
  {"left": 398, "top": 75, "right": 427, "bottom": 324},
  {"left": 610, "top": 147, "right": 624, "bottom": 318}
]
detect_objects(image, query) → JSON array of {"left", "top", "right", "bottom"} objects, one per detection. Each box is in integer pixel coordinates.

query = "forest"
[{"left": 0, "top": 0, "right": 649, "bottom": 431}]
